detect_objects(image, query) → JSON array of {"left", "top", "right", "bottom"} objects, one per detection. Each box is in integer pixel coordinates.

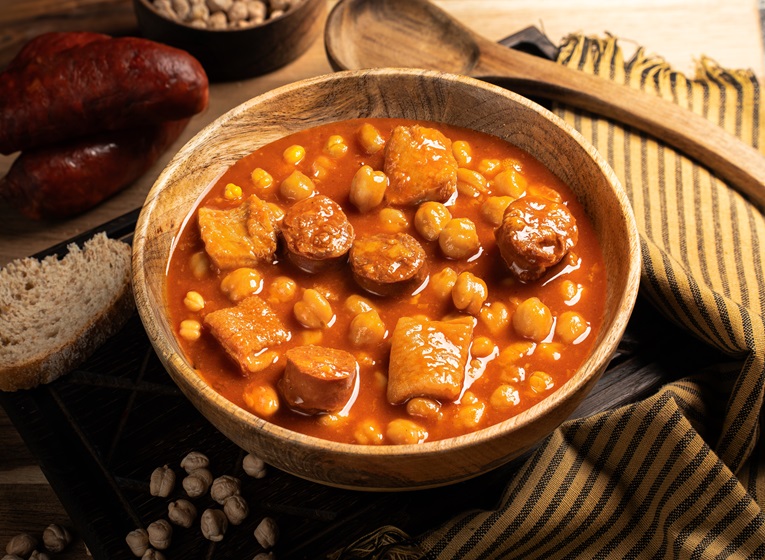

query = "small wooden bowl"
[
  {"left": 132, "top": 0, "right": 326, "bottom": 82},
  {"left": 133, "top": 69, "right": 640, "bottom": 490}
]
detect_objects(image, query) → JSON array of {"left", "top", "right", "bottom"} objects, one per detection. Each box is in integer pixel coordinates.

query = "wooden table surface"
[{"left": 1, "top": 0, "right": 763, "bottom": 557}]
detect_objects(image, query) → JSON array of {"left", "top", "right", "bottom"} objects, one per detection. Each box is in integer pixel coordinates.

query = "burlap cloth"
[{"left": 331, "top": 34, "right": 765, "bottom": 559}]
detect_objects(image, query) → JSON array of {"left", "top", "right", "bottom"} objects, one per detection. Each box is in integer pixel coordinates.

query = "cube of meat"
[
  {"left": 198, "top": 194, "right": 277, "bottom": 270},
  {"left": 383, "top": 125, "right": 458, "bottom": 206},
  {"left": 204, "top": 295, "right": 290, "bottom": 373},
  {"left": 279, "top": 345, "right": 358, "bottom": 414},
  {"left": 387, "top": 316, "right": 474, "bottom": 404}
]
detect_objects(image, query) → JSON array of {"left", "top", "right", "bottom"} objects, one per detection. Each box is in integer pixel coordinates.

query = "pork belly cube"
[
  {"left": 279, "top": 345, "right": 358, "bottom": 414},
  {"left": 383, "top": 124, "right": 458, "bottom": 206},
  {"left": 204, "top": 295, "right": 290, "bottom": 373},
  {"left": 387, "top": 316, "right": 474, "bottom": 404},
  {"left": 198, "top": 194, "right": 277, "bottom": 270}
]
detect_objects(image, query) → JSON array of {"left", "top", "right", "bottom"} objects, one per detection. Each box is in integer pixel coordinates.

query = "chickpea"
[
  {"left": 560, "top": 279, "right": 582, "bottom": 305},
  {"left": 311, "top": 154, "right": 335, "bottom": 181},
  {"left": 490, "top": 384, "right": 521, "bottom": 409},
  {"left": 220, "top": 268, "right": 262, "bottom": 302},
  {"left": 536, "top": 342, "right": 563, "bottom": 361},
  {"left": 348, "top": 309, "right": 386, "bottom": 346},
  {"left": 455, "top": 400, "right": 486, "bottom": 430},
  {"left": 480, "top": 196, "right": 515, "bottom": 227},
  {"left": 471, "top": 336, "right": 496, "bottom": 358},
  {"left": 350, "top": 165, "right": 388, "bottom": 213},
  {"left": 280, "top": 170, "right": 315, "bottom": 201},
  {"left": 529, "top": 371, "right": 554, "bottom": 394},
  {"left": 500, "top": 364, "right": 526, "bottom": 384},
  {"left": 513, "top": 297, "right": 553, "bottom": 342},
  {"left": 344, "top": 294, "right": 376, "bottom": 315},
  {"left": 251, "top": 167, "right": 274, "bottom": 192},
  {"left": 502, "top": 157, "right": 523, "bottom": 172},
  {"left": 439, "top": 218, "right": 481, "bottom": 260},
  {"left": 386, "top": 418, "right": 428, "bottom": 444},
  {"left": 479, "top": 301, "right": 510, "bottom": 335},
  {"left": 244, "top": 350, "right": 278, "bottom": 373},
  {"left": 300, "top": 329, "right": 323, "bottom": 345},
  {"left": 282, "top": 144, "right": 305, "bottom": 165},
  {"left": 378, "top": 207, "right": 409, "bottom": 233},
  {"left": 373, "top": 370, "right": 388, "bottom": 392},
  {"left": 179, "top": 319, "right": 201, "bottom": 341},
  {"left": 451, "top": 140, "right": 472, "bottom": 166},
  {"left": 477, "top": 158, "right": 502, "bottom": 177},
  {"left": 183, "top": 290, "right": 205, "bottom": 312},
  {"left": 456, "top": 168, "right": 488, "bottom": 198},
  {"left": 243, "top": 384, "right": 280, "bottom": 417},
  {"left": 493, "top": 168, "right": 527, "bottom": 198},
  {"left": 268, "top": 276, "right": 297, "bottom": 303},
  {"left": 556, "top": 311, "right": 590, "bottom": 344},
  {"left": 452, "top": 271, "right": 488, "bottom": 315},
  {"left": 293, "top": 288, "right": 334, "bottom": 328},
  {"left": 354, "top": 420, "right": 385, "bottom": 445},
  {"left": 358, "top": 123, "right": 386, "bottom": 154},
  {"left": 224, "top": 182, "right": 243, "bottom": 200},
  {"left": 414, "top": 201, "right": 452, "bottom": 241},
  {"left": 529, "top": 184, "right": 563, "bottom": 203},
  {"left": 497, "top": 341, "right": 535, "bottom": 366},
  {"left": 430, "top": 266, "right": 458, "bottom": 299},
  {"left": 317, "top": 413, "right": 345, "bottom": 427},
  {"left": 406, "top": 397, "right": 442, "bottom": 421},
  {"left": 189, "top": 251, "right": 210, "bottom": 279},
  {"left": 324, "top": 134, "right": 348, "bottom": 158}
]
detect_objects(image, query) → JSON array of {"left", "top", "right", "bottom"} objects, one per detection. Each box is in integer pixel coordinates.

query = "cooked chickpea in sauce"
[{"left": 166, "top": 118, "right": 606, "bottom": 445}]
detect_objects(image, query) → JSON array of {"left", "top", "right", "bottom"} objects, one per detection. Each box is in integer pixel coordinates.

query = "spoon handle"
[{"left": 474, "top": 38, "right": 765, "bottom": 209}]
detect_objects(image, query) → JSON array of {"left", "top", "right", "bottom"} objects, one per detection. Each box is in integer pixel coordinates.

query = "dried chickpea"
[
  {"left": 183, "top": 467, "right": 213, "bottom": 498},
  {"left": 126, "top": 529, "right": 149, "bottom": 557},
  {"left": 358, "top": 122, "right": 386, "bottom": 154},
  {"left": 350, "top": 165, "right": 388, "bottom": 213},
  {"left": 479, "top": 302, "right": 510, "bottom": 335},
  {"left": 439, "top": 218, "right": 480, "bottom": 260},
  {"left": 471, "top": 336, "right": 496, "bottom": 358},
  {"left": 490, "top": 384, "right": 520, "bottom": 409},
  {"left": 354, "top": 419, "right": 385, "bottom": 445},
  {"left": 179, "top": 319, "right": 201, "bottom": 341},
  {"left": 6, "top": 534, "right": 37, "bottom": 557},
  {"left": 513, "top": 297, "right": 553, "bottom": 342},
  {"left": 452, "top": 271, "right": 488, "bottom": 315},
  {"left": 168, "top": 500, "right": 197, "bottom": 529},
  {"left": 386, "top": 418, "right": 428, "bottom": 444},
  {"left": 493, "top": 168, "right": 527, "bottom": 198},
  {"left": 180, "top": 451, "right": 209, "bottom": 473},
  {"left": 243, "top": 384, "right": 280, "bottom": 417},
  {"left": 183, "top": 290, "right": 205, "bottom": 312},
  {"left": 43, "top": 524, "right": 72, "bottom": 554},
  {"left": 480, "top": 196, "right": 515, "bottom": 226},
  {"left": 211, "top": 475, "right": 241, "bottom": 505},
  {"left": 477, "top": 158, "right": 502, "bottom": 177},
  {"left": 221, "top": 267, "right": 262, "bottom": 302},
  {"left": 556, "top": 311, "right": 590, "bottom": 344},
  {"left": 430, "top": 266, "right": 458, "bottom": 299},
  {"left": 451, "top": 140, "right": 472, "bottom": 166},
  {"left": 324, "top": 134, "right": 348, "bottom": 158},
  {"left": 414, "top": 201, "right": 451, "bottom": 241},
  {"left": 147, "top": 520, "right": 172, "bottom": 550},
  {"left": 243, "top": 453, "right": 267, "bottom": 478},
  {"left": 201, "top": 508, "right": 227, "bottom": 542},
  {"left": 254, "top": 517, "right": 279, "bottom": 549},
  {"left": 378, "top": 207, "right": 409, "bottom": 233},
  {"left": 150, "top": 465, "right": 176, "bottom": 497},
  {"left": 560, "top": 280, "right": 582, "bottom": 305},
  {"left": 282, "top": 144, "right": 305, "bottom": 165},
  {"left": 293, "top": 288, "right": 334, "bottom": 328},
  {"left": 189, "top": 251, "right": 210, "bottom": 279},
  {"left": 344, "top": 294, "right": 376, "bottom": 315},
  {"left": 280, "top": 170, "right": 315, "bottom": 201},
  {"left": 223, "top": 182, "right": 242, "bottom": 200},
  {"left": 268, "top": 276, "right": 297, "bottom": 303},
  {"left": 456, "top": 168, "right": 488, "bottom": 198},
  {"left": 348, "top": 309, "right": 386, "bottom": 346},
  {"left": 251, "top": 167, "right": 274, "bottom": 192},
  {"left": 406, "top": 397, "right": 442, "bottom": 421},
  {"left": 529, "top": 371, "right": 554, "bottom": 393}
]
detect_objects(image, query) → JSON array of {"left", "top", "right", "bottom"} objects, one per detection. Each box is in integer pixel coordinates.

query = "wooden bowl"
[
  {"left": 132, "top": 0, "right": 326, "bottom": 82},
  {"left": 132, "top": 69, "right": 640, "bottom": 490}
]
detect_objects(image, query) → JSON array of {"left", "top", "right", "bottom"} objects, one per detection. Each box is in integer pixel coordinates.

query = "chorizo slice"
[
  {"left": 383, "top": 125, "right": 458, "bottom": 206},
  {"left": 387, "top": 316, "right": 474, "bottom": 405},
  {"left": 280, "top": 194, "right": 354, "bottom": 273},
  {"left": 349, "top": 232, "right": 428, "bottom": 297},
  {"left": 279, "top": 346, "right": 358, "bottom": 414},
  {"left": 495, "top": 195, "right": 578, "bottom": 282}
]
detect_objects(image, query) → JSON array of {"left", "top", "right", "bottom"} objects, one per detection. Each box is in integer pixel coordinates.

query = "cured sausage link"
[
  {"left": 0, "top": 119, "right": 189, "bottom": 219},
  {"left": 0, "top": 36, "right": 208, "bottom": 154}
]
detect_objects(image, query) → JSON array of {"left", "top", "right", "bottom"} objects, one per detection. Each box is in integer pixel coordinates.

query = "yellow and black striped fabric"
[{"left": 334, "top": 35, "right": 765, "bottom": 558}]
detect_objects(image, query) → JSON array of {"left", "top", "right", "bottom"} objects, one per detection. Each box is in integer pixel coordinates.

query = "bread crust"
[{"left": 0, "top": 233, "right": 134, "bottom": 391}]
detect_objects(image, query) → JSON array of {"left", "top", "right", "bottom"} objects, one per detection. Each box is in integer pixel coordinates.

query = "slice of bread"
[{"left": 0, "top": 232, "right": 134, "bottom": 391}]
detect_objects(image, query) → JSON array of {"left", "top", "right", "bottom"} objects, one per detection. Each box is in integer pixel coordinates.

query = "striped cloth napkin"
[{"left": 333, "top": 34, "right": 765, "bottom": 559}]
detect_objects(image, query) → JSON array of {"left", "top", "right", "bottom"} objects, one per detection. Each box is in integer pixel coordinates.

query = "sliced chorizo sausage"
[
  {"left": 349, "top": 232, "right": 428, "bottom": 297},
  {"left": 279, "top": 345, "right": 358, "bottom": 414},
  {"left": 280, "top": 194, "right": 354, "bottom": 273},
  {"left": 495, "top": 195, "right": 578, "bottom": 282}
]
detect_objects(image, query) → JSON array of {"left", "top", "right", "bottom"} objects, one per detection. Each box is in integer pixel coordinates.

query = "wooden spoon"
[{"left": 325, "top": 0, "right": 765, "bottom": 210}]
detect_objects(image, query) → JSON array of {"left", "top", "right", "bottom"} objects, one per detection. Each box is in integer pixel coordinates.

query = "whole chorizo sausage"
[
  {"left": 5, "top": 31, "right": 110, "bottom": 72},
  {"left": 0, "top": 119, "right": 189, "bottom": 219},
  {"left": 0, "top": 36, "right": 208, "bottom": 154}
]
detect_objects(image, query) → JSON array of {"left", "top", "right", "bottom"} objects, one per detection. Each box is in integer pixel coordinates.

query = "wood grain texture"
[{"left": 132, "top": 68, "right": 641, "bottom": 490}]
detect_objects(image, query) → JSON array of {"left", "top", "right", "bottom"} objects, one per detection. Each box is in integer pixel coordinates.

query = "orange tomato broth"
[{"left": 165, "top": 117, "right": 607, "bottom": 444}]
